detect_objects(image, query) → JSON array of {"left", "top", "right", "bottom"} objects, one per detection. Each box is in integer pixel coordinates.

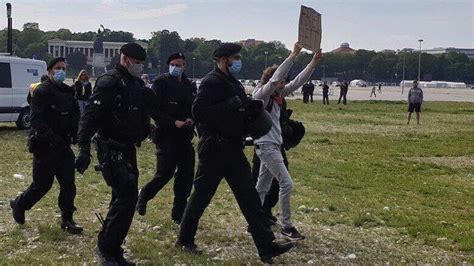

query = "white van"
[{"left": 0, "top": 55, "right": 47, "bottom": 129}]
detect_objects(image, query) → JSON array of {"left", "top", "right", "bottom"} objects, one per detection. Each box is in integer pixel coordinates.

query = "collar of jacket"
[
  {"left": 115, "top": 64, "right": 145, "bottom": 86},
  {"left": 214, "top": 67, "right": 239, "bottom": 83},
  {"left": 45, "top": 78, "right": 72, "bottom": 92}
]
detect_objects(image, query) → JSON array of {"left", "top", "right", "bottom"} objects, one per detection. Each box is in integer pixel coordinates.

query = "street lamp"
[
  {"left": 418, "top": 39, "right": 423, "bottom": 81},
  {"left": 192, "top": 57, "right": 196, "bottom": 79},
  {"left": 264, "top": 51, "right": 269, "bottom": 69},
  {"left": 6, "top": 3, "right": 13, "bottom": 55}
]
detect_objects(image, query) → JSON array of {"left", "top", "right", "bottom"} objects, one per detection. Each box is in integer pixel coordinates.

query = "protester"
[
  {"left": 74, "top": 69, "right": 92, "bottom": 114},
  {"left": 252, "top": 42, "right": 323, "bottom": 241},
  {"left": 75, "top": 43, "right": 159, "bottom": 265},
  {"left": 378, "top": 83, "right": 382, "bottom": 93},
  {"left": 10, "top": 57, "right": 82, "bottom": 234},
  {"left": 322, "top": 81, "right": 329, "bottom": 104},
  {"left": 177, "top": 43, "right": 294, "bottom": 263},
  {"left": 137, "top": 52, "right": 196, "bottom": 224},
  {"left": 309, "top": 80, "right": 315, "bottom": 102},
  {"left": 407, "top": 80, "right": 423, "bottom": 125}
]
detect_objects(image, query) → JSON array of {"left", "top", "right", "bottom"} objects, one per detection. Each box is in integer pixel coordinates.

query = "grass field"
[{"left": 0, "top": 100, "right": 473, "bottom": 264}]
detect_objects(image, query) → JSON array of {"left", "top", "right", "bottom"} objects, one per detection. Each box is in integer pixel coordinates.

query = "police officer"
[
  {"left": 136, "top": 53, "right": 196, "bottom": 224},
  {"left": 177, "top": 43, "right": 294, "bottom": 263},
  {"left": 10, "top": 57, "right": 82, "bottom": 234},
  {"left": 74, "top": 43, "right": 158, "bottom": 265}
]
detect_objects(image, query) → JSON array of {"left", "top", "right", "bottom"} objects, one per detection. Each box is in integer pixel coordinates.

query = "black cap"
[
  {"left": 120, "top": 42, "right": 147, "bottom": 61},
  {"left": 213, "top": 43, "right": 242, "bottom": 58},
  {"left": 47, "top": 57, "right": 66, "bottom": 70},
  {"left": 167, "top": 52, "right": 186, "bottom": 65}
]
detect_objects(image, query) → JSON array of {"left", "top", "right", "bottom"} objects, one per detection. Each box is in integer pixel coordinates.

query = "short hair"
[{"left": 260, "top": 64, "right": 289, "bottom": 85}]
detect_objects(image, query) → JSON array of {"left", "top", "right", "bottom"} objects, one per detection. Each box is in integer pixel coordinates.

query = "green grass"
[{"left": 0, "top": 100, "right": 473, "bottom": 264}]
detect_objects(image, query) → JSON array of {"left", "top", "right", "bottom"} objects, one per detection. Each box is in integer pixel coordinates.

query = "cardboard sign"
[{"left": 298, "top": 5, "right": 322, "bottom": 52}]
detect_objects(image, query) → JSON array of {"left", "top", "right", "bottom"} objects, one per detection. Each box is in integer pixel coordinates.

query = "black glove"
[
  {"left": 75, "top": 149, "right": 91, "bottom": 174},
  {"left": 226, "top": 96, "right": 243, "bottom": 110}
]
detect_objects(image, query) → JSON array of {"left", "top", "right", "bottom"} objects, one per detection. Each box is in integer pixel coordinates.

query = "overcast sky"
[{"left": 3, "top": 0, "right": 473, "bottom": 51}]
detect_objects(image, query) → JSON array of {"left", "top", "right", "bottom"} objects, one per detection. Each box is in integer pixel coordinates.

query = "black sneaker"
[
  {"left": 61, "top": 219, "right": 83, "bottom": 234},
  {"left": 10, "top": 199, "right": 25, "bottom": 225},
  {"left": 115, "top": 255, "right": 135, "bottom": 266},
  {"left": 281, "top": 227, "right": 305, "bottom": 241},
  {"left": 96, "top": 247, "right": 118, "bottom": 266},
  {"left": 175, "top": 240, "right": 202, "bottom": 255},
  {"left": 260, "top": 241, "right": 295, "bottom": 263}
]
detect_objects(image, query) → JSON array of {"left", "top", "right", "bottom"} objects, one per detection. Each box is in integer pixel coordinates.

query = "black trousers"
[
  {"left": 251, "top": 148, "right": 289, "bottom": 217},
  {"left": 97, "top": 145, "right": 138, "bottom": 258},
  {"left": 323, "top": 93, "right": 329, "bottom": 104},
  {"left": 17, "top": 146, "right": 76, "bottom": 219},
  {"left": 179, "top": 140, "right": 275, "bottom": 255},
  {"left": 139, "top": 141, "right": 195, "bottom": 221},
  {"left": 338, "top": 91, "right": 347, "bottom": 105},
  {"left": 310, "top": 92, "right": 314, "bottom": 102},
  {"left": 303, "top": 93, "right": 309, "bottom": 103}
]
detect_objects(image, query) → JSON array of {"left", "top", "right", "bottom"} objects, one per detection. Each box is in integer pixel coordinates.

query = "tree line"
[{"left": 1, "top": 25, "right": 473, "bottom": 83}]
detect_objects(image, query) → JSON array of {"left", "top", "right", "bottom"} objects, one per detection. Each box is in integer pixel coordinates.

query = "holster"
[{"left": 94, "top": 137, "right": 135, "bottom": 189}]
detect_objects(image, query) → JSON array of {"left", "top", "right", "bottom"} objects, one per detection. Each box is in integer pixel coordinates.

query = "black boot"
[
  {"left": 61, "top": 215, "right": 83, "bottom": 234},
  {"left": 259, "top": 241, "right": 295, "bottom": 263},
  {"left": 10, "top": 198, "right": 25, "bottom": 225},
  {"left": 136, "top": 193, "right": 147, "bottom": 216},
  {"left": 96, "top": 246, "right": 118, "bottom": 266},
  {"left": 175, "top": 240, "right": 202, "bottom": 255}
]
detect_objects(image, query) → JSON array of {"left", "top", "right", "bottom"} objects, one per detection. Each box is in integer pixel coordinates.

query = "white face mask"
[{"left": 127, "top": 60, "right": 144, "bottom": 78}]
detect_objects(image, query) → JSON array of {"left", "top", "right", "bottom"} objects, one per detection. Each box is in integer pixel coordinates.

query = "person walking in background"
[
  {"left": 309, "top": 80, "right": 315, "bottom": 102},
  {"left": 338, "top": 81, "right": 348, "bottom": 105},
  {"left": 370, "top": 86, "right": 377, "bottom": 98},
  {"left": 378, "top": 83, "right": 382, "bottom": 93},
  {"left": 407, "top": 80, "right": 423, "bottom": 125},
  {"left": 74, "top": 70, "right": 92, "bottom": 114},
  {"left": 322, "top": 81, "right": 329, "bottom": 105},
  {"left": 141, "top": 73, "right": 152, "bottom": 88},
  {"left": 302, "top": 80, "right": 312, "bottom": 104}
]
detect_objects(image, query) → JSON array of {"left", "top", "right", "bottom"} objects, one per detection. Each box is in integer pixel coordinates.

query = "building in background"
[
  {"left": 330, "top": 42, "right": 357, "bottom": 55},
  {"left": 47, "top": 39, "right": 148, "bottom": 65},
  {"left": 421, "top": 47, "right": 474, "bottom": 60},
  {"left": 239, "top": 39, "right": 264, "bottom": 48}
]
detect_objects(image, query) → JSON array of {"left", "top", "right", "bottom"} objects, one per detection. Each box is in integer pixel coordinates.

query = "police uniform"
[
  {"left": 177, "top": 43, "right": 294, "bottom": 263},
  {"left": 75, "top": 43, "right": 157, "bottom": 264},
  {"left": 137, "top": 53, "right": 196, "bottom": 222},
  {"left": 10, "top": 58, "right": 82, "bottom": 234}
]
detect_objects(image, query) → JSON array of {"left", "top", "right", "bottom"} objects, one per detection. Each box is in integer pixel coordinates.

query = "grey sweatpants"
[{"left": 255, "top": 143, "right": 293, "bottom": 229}]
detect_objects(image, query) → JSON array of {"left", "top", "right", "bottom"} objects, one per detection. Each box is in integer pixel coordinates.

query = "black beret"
[
  {"left": 213, "top": 43, "right": 242, "bottom": 58},
  {"left": 120, "top": 42, "right": 147, "bottom": 61},
  {"left": 47, "top": 57, "right": 65, "bottom": 70},
  {"left": 167, "top": 52, "right": 185, "bottom": 65}
]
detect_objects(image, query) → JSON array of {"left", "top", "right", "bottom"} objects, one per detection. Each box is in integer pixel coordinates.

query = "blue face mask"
[
  {"left": 169, "top": 65, "right": 182, "bottom": 77},
  {"left": 82, "top": 81, "right": 89, "bottom": 86},
  {"left": 228, "top": 60, "right": 242, "bottom": 74},
  {"left": 53, "top": 69, "right": 66, "bottom": 82}
]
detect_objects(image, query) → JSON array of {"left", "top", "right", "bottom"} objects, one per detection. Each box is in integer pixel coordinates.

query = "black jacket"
[
  {"left": 77, "top": 65, "right": 158, "bottom": 151},
  {"left": 322, "top": 84, "right": 329, "bottom": 94},
  {"left": 30, "top": 79, "right": 80, "bottom": 145},
  {"left": 192, "top": 67, "right": 249, "bottom": 140},
  {"left": 74, "top": 80, "right": 92, "bottom": 101},
  {"left": 152, "top": 73, "right": 196, "bottom": 142}
]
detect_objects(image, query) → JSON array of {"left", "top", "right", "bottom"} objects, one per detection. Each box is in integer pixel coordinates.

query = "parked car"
[{"left": 0, "top": 55, "right": 47, "bottom": 129}]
